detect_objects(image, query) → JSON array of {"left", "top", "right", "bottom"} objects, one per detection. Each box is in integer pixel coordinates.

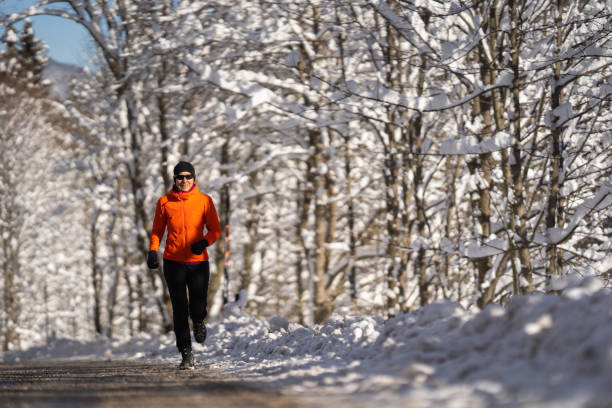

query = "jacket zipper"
[{"left": 181, "top": 193, "right": 187, "bottom": 258}]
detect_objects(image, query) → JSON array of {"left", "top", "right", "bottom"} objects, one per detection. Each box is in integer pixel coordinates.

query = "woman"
[{"left": 147, "top": 161, "right": 221, "bottom": 370}]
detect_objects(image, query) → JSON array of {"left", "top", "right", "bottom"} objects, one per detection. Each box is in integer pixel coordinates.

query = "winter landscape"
[{"left": 1, "top": 0, "right": 611, "bottom": 407}]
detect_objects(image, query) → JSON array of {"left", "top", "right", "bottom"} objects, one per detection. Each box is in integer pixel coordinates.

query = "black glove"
[
  {"left": 147, "top": 250, "right": 159, "bottom": 269},
  {"left": 190, "top": 239, "right": 209, "bottom": 255}
]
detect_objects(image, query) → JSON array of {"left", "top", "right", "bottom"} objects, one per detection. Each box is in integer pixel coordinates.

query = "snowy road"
[
  {"left": 2, "top": 280, "right": 612, "bottom": 408},
  {"left": 0, "top": 360, "right": 317, "bottom": 407}
]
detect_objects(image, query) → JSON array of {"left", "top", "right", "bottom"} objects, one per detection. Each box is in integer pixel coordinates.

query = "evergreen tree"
[
  {"left": 17, "top": 19, "right": 48, "bottom": 84},
  {"left": 0, "top": 26, "right": 23, "bottom": 89},
  {"left": 4, "top": 25, "right": 18, "bottom": 53}
]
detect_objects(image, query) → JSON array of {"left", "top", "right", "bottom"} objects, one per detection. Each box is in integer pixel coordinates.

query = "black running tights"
[{"left": 163, "top": 259, "right": 210, "bottom": 351}]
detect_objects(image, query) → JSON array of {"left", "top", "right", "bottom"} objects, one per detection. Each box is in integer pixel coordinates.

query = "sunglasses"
[{"left": 174, "top": 174, "right": 193, "bottom": 181}]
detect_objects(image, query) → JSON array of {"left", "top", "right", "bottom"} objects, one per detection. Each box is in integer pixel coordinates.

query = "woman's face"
[{"left": 175, "top": 172, "right": 194, "bottom": 192}]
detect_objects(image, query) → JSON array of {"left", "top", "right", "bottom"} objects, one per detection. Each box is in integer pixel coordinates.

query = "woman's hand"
[
  {"left": 190, "top": 239, "right": 209, "bottom": 255},
  {"left": 147, "top": 250, "right": 159, "bottom": 269}
]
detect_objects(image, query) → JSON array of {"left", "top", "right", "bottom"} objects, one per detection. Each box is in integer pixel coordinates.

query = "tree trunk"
[
  {"left": 210, "top": 138, "right": 230, "bottom": 315},
  {"left": 241, "top": 165, "right": 260, "bottom": 304},
  {"left": 344, "top": 135, "right": 358, "bottom": 311},
  {"left": 382, "top": 133, "right": 401, "bottom": 316},
  {"left": 470, "top": 5, "right": 496, "bottom": 307},
  {"left": 442, "top": 156, "right": 461, "bottom": 300},
  {"left": 107, "top": 212, "right": 121, "bottom": 338},
  {"left": 90, "top": 209, "right": 103, "bottom": 336},
  {"left": 311, "top": 129, "right": 333, "bottom": 324},
  {"left": 546, "top": 0, "right": 566, "bottom": 283},
  {"left": 2, "top": 236, "right": 19, "bottom": 351},
  {"left": 411, "top": 51, "right": 430, "bottom": 309},
  {"left": 294, "top": 179, "right": 307, "bottom": 324},
  {"left": 509, "top": 0, "right": 533, "bottom": 293}
]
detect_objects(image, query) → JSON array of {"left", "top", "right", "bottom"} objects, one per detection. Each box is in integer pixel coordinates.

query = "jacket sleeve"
[
  {"left": 203, "top": 196, "right": 222, "bottom": 246},
  {"left": 149, "top": 198, "right": 167, "bottom": 251}
]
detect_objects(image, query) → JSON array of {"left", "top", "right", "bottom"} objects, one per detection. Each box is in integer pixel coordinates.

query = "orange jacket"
[{"left": 149, "top": 183, "right": 221, "bottom": 263}]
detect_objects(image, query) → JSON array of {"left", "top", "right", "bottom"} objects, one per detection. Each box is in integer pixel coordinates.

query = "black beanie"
[{"left": 173, "top": 161, "right": 196, "bottom": 179}]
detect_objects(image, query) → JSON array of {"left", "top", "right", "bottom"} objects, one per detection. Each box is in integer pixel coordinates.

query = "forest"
[{"left": 0, "top": 0, "right": 610, "bottom": 352}]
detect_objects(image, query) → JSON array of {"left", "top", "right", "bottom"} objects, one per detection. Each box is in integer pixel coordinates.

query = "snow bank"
[{"left": 3, "top": 276, "right": 611, "bottom": 407}]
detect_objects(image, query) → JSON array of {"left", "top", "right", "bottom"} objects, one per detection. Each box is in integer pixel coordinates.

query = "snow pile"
[{"left": 3, "top": 276, "right": 612, "bottom": 407}]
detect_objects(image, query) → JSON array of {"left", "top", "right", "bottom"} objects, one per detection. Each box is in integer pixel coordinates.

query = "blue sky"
[{"left": 0, "top": 0, "right": 91, "bottom": 66}]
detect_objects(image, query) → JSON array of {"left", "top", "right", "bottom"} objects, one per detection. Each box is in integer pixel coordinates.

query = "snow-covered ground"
[{"left": 3, "top": 275, "right": 612, "bottom": 408}]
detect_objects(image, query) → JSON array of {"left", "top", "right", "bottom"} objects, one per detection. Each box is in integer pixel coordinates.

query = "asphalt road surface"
[{"left": 0, "top": 360, "right": 316, "bottom": 407}]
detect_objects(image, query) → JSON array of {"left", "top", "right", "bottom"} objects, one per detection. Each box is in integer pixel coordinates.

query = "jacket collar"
[{"left": 170, "top": 183, "right": 198, "bottom": 199}]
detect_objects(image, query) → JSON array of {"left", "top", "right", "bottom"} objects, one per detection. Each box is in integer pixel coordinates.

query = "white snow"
[
  {"left": 3, "top": 276, "right": 612, "bottom": 407},
  {"left": 460, "top": 238, "right": 508, "bottom": 258},
  {"left": 440, "top": 132, "right": 513, "bottom": 155}
]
